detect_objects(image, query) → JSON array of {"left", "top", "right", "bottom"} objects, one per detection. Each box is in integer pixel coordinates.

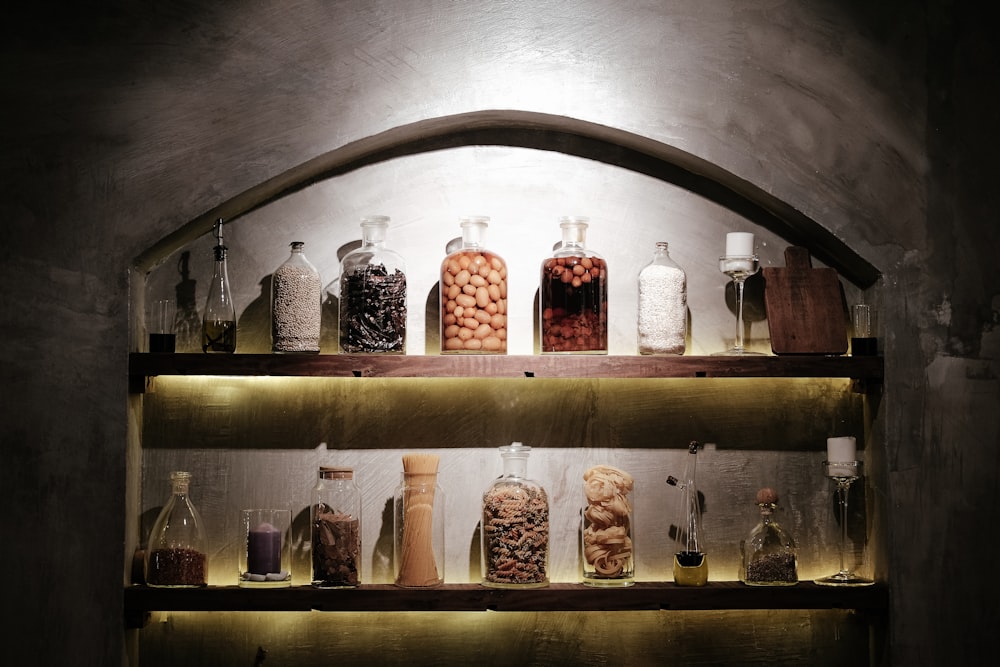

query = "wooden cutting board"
[{"left": 762, "top": 246, "right": 848, "bottom": 355}]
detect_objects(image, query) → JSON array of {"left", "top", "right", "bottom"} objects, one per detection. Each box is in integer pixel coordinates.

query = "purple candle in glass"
[{"left": 247, "top": 521, "right": 282, "bottom": 575}]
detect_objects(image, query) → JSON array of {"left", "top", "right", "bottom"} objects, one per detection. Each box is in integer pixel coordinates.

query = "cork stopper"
[{"left": 755, "top": 487, "right": 779, "bottom": 505}]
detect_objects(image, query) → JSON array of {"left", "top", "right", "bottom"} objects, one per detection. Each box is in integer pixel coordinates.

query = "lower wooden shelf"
[{"left": 124, "top": 581, "right": 888, "bottom": 628}]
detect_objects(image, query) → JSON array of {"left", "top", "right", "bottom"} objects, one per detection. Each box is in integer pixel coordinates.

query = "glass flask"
[
  {"left": 637, "top": 241, "right": 687, "bottom": 355},
  {"left": 739, "top": 487, "right": 798, "bottom": 586},
  {"left": 271, "top": 241, "right": 322, "bottom": 353},
  {"left": 311, "top": 467, "right": 362, "bottom": 588},
  {"left": 540, "top": 216, "right": 608, "bottom": 353},
  {"left": 394, "top": 453, "right": 445, "bottom": 587},
  {"left": 667, "top": 441, "right": 708, "bottom": 586},
  {"left": 440, "top": 216, "right": 508, "bottom": 353},
  {"left": 582, "top": 464, "right": 635, "bottom": 587},
  {"left": 145, "top": 471, "right": 208, "bottom": 588},
  {"left": 202, "top": 218, "right": 237, "bottom": 353},
  {"left": 482, "top": 442, "right": 549, "bottom": 589},
  {"left": 339, "top": 215, "right": 407, "bottom": 353}
]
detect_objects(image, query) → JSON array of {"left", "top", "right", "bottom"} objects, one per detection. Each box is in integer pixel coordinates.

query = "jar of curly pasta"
[
  {"left": 582, "top": 464, "right": 635, "bottom": 587},
  {"left": 481, "top": 443, "right": 549, "bottom": 588}
]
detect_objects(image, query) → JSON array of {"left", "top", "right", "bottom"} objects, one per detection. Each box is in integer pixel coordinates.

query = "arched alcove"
[{"left": 134, "top": 109, "right": 879, "bottom": 288}]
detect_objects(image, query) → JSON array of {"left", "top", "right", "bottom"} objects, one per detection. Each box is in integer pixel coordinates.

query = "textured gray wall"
[{"left": 1, "top": 1, "right": 997, "bottom": 665}]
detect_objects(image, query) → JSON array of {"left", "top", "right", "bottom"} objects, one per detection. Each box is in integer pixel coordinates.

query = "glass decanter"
[
  {"left": 271, "top": 241, "right": 322, "bottom": 353},
  {"left": 482, "top": 442, "right": 549, "bottom": 589},
  {"left": 739, "top": 487, "right": 798, "bottom": 586},
  {"left": 540, "top": 216, "right": 608, "bottom": 353},
  {"left": 202, "top": 218, "right": 237, "bottom": 353},
  {"left": 339, "top": 215, "right": 407, "bottom": 353},
  {"left": 145, "top": 471, "right": 208, "bottom": 588},
  {"left": 667, "top": 441, "right": 708, "bottom": 586}
]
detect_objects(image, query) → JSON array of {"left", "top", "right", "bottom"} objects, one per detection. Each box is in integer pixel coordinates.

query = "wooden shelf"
[
  {"left": 129, "top": 353, "right": 883, "bottom": 384},
  {"left": 124, "top": 581, "right": 888, "bottom": 627}
]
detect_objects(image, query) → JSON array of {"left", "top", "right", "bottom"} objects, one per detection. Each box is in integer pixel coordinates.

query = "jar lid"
[{"left": 320, "top": 466, "right": 353, "bottom": 478}]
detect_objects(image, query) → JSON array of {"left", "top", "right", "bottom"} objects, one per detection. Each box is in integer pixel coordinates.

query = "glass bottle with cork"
[
  {"left": 739, "top": 487, "right": 798, "bottom": 586},
  {"left": 311, "top": 466, "right": 362, "bottom": 588}
]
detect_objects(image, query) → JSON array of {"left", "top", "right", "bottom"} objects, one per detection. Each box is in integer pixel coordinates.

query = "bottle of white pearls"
[
  {"left": 637, "top": 241, "right": 687, "bottom": 355},
  {"left": 271, "top": 241, "right": 322, "bottom": 354}
]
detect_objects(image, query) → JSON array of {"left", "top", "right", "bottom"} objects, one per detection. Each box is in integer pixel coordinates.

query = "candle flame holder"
[
  {"left": 814, "top": 461, "right": 873, "bottom": 587},
  {"left": 714, "top": 255, "right": 765, "bottom": 356}
]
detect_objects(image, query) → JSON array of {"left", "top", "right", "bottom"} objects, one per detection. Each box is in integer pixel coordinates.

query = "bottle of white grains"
[
  {"left": 271, "top": 241, "right": 322, "bottom": 353},
  {"left": 637, "top": 241, "right": 687, "bottom": 355}
]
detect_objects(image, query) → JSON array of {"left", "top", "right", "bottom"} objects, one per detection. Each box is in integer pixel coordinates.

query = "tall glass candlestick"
[
  {"left": 815, "top": 461, "right": 873, "bottom": 586},
  {"left": 714, "top": 254, "right": 763, "bottom": 355}
]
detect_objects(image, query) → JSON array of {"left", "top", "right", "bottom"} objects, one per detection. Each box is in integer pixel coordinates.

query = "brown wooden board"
[{"left": 762, "top": 246, "right": 848, "bottom": 355}]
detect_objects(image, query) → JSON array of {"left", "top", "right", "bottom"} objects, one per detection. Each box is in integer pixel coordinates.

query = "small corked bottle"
[
  {"left": 739, "top": 487, "right": 798, "bottom": 586},
  {"left": 482, "top": 443, "right": 550, "bottom": 589}
]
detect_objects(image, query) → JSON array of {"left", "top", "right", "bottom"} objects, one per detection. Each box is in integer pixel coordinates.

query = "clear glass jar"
[
  {"left": 339, "top": 216, "right": 407, "bottom": 353},
  {"left": 145, "top": 471, "right": 208, "bottom": 587},
  {"left": 638, "top": 241, "right": 687, "bottom": 355},
  {"left": 740, "top": 488, "right": 798, "bottom": 586},
  {"left": 271, "top": 241, "right": 322, "bottom": 353},
  {"left": 311, "top": 467, "right": 362, "bottom": 588},
  {"left": 482, "top": 443, "right": 549, "bottom": 588},
  {"left": 582, "top": 464, "right": 635, "bottom": 587},
  {"left": 239, "top": 508, "right": 292, "bottom": 588},
  {"left": 394, "top": 455, "right": 445, "bottom": 587},
  {"left": 540, "top": 216, "right": 608, "bottom": 353},
  {"left": 667, "top": 441, "right": 708, "bottom": 586},
  {"left": 440, "top": 216, "right": 508, "bottom": 353},
  {"left": 202, "top": 219, "right": 237, "bottom": 353}
]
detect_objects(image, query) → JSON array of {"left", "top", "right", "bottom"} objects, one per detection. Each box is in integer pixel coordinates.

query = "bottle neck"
[{"left": 460, "top": 217, "right": 489, "bottom": 249}]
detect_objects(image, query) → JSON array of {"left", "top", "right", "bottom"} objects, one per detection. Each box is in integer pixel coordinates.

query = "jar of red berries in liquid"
[{"left": 540, "top": 216, "right": 608, "bottom": 353}]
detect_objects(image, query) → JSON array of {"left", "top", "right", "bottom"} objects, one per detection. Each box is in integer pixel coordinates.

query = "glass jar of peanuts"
[
  {"left": 440, "top": 216, "right": 508, "bottom": 353},
  {"left": 582, "top": 464, "right": 635, "bottom": 587},
  {"left": 481, "top": 442, "right": 549, "bottom": 589},
  {"left": 540, "top": 216, "right": 608, "bottom": 353}
]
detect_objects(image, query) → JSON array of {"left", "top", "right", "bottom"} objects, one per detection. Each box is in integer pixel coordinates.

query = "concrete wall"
[{"left": 2, "top": 1, "right": 997, "bottom": 664}]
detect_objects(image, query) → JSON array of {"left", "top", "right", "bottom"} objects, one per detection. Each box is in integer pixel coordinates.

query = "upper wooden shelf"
[
  {"left": 129, "top": 353, "right": 882, "bottom": 384},
  {"left": 124, "top": 581, "right": 888, "bottom": 627}
]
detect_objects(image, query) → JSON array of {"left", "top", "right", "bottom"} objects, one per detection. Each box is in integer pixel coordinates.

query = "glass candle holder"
[{"left": 239, "top": 509, "right": 292, "bottom": 588}]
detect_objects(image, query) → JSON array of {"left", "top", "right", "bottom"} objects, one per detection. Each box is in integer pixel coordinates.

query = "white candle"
[
  {"left": 826, "top": 436, "right": 857, "bottom": 477},
  {"left": 725, "top": 232, "right": 755, "bottom": 257}
]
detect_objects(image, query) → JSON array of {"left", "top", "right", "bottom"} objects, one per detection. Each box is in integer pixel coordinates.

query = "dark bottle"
[
  {"left": 202, "top": 218, "right": 237, "bottom": 353},
  {"left": 540, "top": 216, "right": 608, "bottom": 353}
]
